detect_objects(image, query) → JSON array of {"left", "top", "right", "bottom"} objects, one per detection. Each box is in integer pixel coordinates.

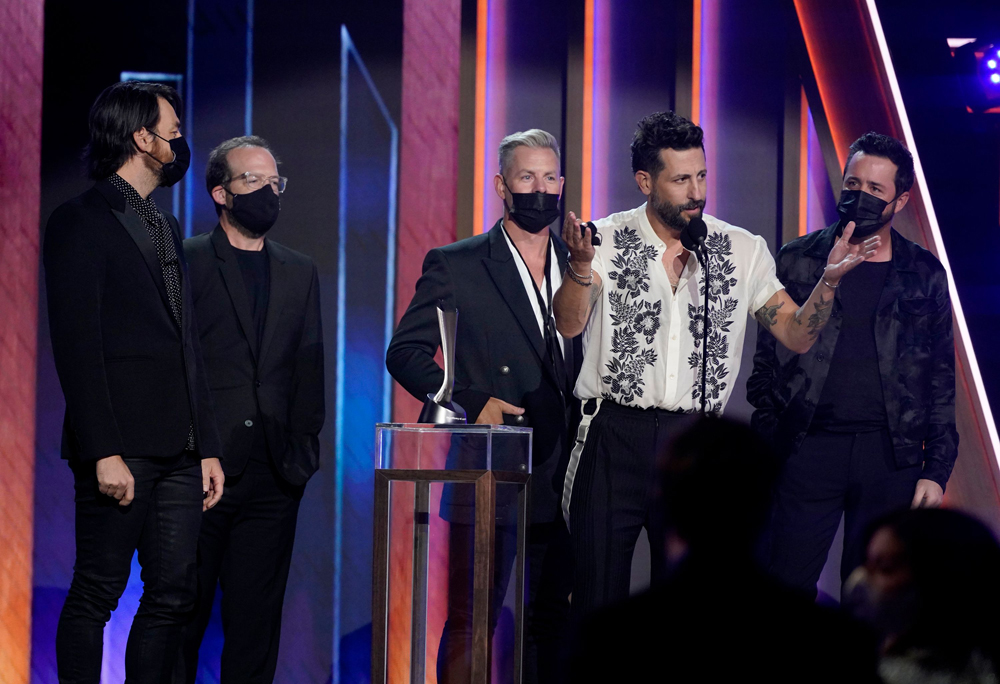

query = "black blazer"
[
  {"left": 747, "top": 225, "right": 958, "bottom": 487},
  {"left": 184, "top": 226, "right": 324, "bottom": 486},
  {"left": 387, "top": 220, "right": 582, "bottom": 522},
  {"left": 43, "top": 179, "right": 221, "bottom": 462}
]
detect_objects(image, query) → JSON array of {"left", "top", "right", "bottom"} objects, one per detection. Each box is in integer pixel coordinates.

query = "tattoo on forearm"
[
  {"left": 755, "top": 301, "right": 783, "bottom": 330},
  {"left": 589, "top": 284, "right": 600, "bottom": 307},
  {"left": 805, "top": 292, "right": 832, "bottom": 339}
]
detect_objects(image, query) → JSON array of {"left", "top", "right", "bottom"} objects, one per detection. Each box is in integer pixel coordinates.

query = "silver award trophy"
[{"left": 418, "top": 301, "right": 467, "bottom": 424}]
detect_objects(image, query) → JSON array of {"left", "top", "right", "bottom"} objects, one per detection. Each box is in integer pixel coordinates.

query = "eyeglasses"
[{"left": 226, "top": 172, "right": 288, "bottom": 194}]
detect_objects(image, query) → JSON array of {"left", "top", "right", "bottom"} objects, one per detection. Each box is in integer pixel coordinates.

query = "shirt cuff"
[{"left": 751, "top": 277, "right": 785, "bottom": 314}]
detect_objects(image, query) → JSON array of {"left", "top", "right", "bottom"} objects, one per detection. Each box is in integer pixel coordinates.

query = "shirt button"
[
  {"left": 500, "top": 365, "right": 510, "bottom": 375},
  {"left": 671, "top": 335, "right": 677, "bottom": 341},
  {"left": 515, "top": 415, "right": 524, "bottom": 424},
  {"left": 255, "top": 380, "right": 261, "bottom": 388},
  {"left": 244, "top": 419, "right": 254, "bottom": 427},
  {"left": 816, "top": 353, "right": 825, "bottom": 362},
  {"left": 670, "top": 374, "right": 675, "bottom": 379}
]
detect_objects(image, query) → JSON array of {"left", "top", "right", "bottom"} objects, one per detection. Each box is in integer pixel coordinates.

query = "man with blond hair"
[{"left": 388, "top": 129, "right": 579, "bottom": 683}]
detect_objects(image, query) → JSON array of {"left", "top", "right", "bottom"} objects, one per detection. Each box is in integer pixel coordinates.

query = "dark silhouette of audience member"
[
  {"left": 570, "top": 416, "right": 880, "bottom": 683},
  {"left": 845, "top": 508, "right": 1000, "bottom": 684}
]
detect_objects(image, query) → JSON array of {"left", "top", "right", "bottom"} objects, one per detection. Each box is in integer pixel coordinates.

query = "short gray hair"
[
  {"left": 205, "top": 135, "right": 278, "bottom": 214},
  {"left": 498, "top": 129, "right": 560, "bottom": 178}
]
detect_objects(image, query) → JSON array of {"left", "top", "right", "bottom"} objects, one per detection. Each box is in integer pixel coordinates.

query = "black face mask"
[
  {"left": 503, "top": 178, "right": 561, "bottom": 233},
  {"left": 228, "top": 185, "right": 281, "bottom": 236},
  {"left": 836, "top": 189, "right": 896, "bottom": 238},
  {"left": 148, "top": 133, "right": 191, "bottom": 187}
]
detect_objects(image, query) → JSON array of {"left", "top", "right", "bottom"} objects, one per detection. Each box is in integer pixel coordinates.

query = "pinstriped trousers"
[{"left": 564, "top": 399, "right": 692, "bottom": 617}]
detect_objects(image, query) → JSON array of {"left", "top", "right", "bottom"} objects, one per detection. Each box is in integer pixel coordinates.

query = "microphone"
[
  {"left": 680, "top": 215, "right": 707, "bottom": 257},
  {"left": 581, "top": 221, "right": 602, "bottom": 246}
]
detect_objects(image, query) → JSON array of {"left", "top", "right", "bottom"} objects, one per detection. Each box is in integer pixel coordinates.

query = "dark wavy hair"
[
  {"left": 630, "top": 111, "right": 704, "bottom": 177},
  {"left": 844, "top": 131, "right": 915, "bottom": 197},
  {"left": 85, "top": 81, "right": 182, "bottom": 180}
]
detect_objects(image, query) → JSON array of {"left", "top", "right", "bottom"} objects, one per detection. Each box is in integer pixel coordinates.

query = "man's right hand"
[
  {"left": 561, "top": 211, "right": 595, "bottom": 268},
  {"left": 475, "top": 397, "right": 525, "bottom": 425},
  {"left": 96, "top": 454, "right": 135, "bottom": 506}
]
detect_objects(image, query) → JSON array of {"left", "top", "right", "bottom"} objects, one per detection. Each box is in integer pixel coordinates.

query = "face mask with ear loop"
[
  {"left": 145, "top": 132, "right": 191, "bottom": 187},
  {"left": 836, "top": 189, "right": 898, "bottom": 238}
]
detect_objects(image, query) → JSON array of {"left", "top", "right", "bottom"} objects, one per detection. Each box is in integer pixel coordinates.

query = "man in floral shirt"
[{"left": 552, "top": 111, "right": 876, "bottom": 615}]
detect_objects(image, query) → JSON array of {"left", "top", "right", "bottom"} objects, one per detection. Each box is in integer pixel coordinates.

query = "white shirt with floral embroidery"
[{"left": 575, "top": 204, "right": 783, "bottom": 413}]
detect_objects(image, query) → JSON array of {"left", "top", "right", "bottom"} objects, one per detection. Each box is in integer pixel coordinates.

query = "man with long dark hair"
[{"left": 44, "top": 81, "right": 223, "bottom": 682}]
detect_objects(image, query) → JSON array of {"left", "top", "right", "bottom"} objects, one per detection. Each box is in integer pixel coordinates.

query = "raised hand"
[
  {"left": 562, "top": 210, "right": 595, "bottom": 268},
  {"left": 824, "top": 221, "right": 880, "bottom": 285}
]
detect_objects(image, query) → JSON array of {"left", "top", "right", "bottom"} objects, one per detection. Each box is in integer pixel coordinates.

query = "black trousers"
[
  {"left": 566, "top": 400, "right": 688, "bottom": 617},
  {"left": 437, "top": 520, "right": 573, "bottom": 684},
  {"left": 56, "top": 451, "right": 203, "bottom": 684},
  {"left": 176, "top": 463, "right": 303, "bottom": 684},
  {"left": 768, "top": 429, "right": 922, "bottom": 597}
]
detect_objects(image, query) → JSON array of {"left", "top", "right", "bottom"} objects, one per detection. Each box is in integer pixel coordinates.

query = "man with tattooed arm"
[
  {"left": 748, "top": 132, "right": 958, "bottom": 597},
  {"left": 552, "top": 111, "right": 877, "bottom": 616}
]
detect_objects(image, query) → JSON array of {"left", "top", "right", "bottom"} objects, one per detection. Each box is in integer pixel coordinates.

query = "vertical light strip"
[
  {"left": 184, "top": 0, "right": 195, "bottom": 237},
  {"left": 864, "top": 0, "right": 1000, "bottom": 461},
  {"left": 472, "top": 0, "right": 488, "bottom": 235},
  {"left": 691, "top": 0, "right": 702, "bottom": 124},
  {"left": 798, "top": 87, "right": 808, "bottom": 237},
  {"left": 335, "top": 27, "right": 401, "bottom": 681},
  {"left": 581, "top": 0, "right": 594, "bottom": 219},
  {"left": 334, "top": 25, "right": 349, "bottom": 683},
  {"left": 245, "top": 0, "right": 254, "bottom": 135}
]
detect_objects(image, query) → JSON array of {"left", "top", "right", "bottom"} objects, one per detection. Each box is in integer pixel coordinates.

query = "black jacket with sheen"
[{"left": 747, "top": 225, "right": 958, "bottom": 488}]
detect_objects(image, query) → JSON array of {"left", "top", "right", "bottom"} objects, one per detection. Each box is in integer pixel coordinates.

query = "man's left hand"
[
  {"left": 202, "top": 457, "right": 225, "bottom": 511},
  {"left": 912, "top": 478, "right": 944, "bottom": 508},
  {"left": 824, "top": 222, "right": 881, "bottom": 285}
]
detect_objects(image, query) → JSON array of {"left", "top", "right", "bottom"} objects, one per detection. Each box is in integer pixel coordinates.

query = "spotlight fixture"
[{"left": 950, "top": 39, "right": 1000, "bottom": 114}]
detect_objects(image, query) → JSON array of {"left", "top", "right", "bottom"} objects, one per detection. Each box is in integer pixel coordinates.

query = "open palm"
[{"left": 825, "top": 221, "right": 880, "bottom": 282}]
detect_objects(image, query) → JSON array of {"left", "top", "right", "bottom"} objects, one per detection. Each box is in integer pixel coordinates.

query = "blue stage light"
[
  {"left": 992, "top": 74, "right": 1000, "bottom": 84},
  {"left": 990, "top": 59, "right": 998, "bottom": 69}
]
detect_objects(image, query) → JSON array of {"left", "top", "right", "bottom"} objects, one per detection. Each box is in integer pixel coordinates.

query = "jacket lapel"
[
  {"left": 552, "top": 233, "right": 575, "bottom": 376},
  {"left": 258, "top": 243, "right": 287, "bottom": 367},
  {"left": 482, "top": 221, "right": 548, "bottom": 365},
  {"left": 111, "top": 204, "right": 172, "bottom": 313},
  {"left": 211, "top": 226, "right": 259, "bottom": 361}
]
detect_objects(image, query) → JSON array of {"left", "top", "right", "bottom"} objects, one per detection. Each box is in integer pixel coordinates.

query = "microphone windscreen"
[{"left": 688, "top": 216, "right": 708, "bottom": 243}]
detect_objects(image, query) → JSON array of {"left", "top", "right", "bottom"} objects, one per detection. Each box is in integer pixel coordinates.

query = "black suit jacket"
[
  {"left": 184, "top": 225, "right": 324, "bottom": 486},
  {"left": 43, "top": 179, "right": 221, "bottom": 461},
  {"left": 386, "top": 220, "right": 582, "bottom": 523},
  {"left": 747, "top": 225, "right": 958, "bottom": 487}
]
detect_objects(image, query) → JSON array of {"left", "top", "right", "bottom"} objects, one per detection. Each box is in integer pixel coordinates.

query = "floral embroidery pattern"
[
  {"left": 687, "top": 232, "right": 739, "bottom": 413},
  {"left": 601, "top": 226, "right": 660, "bottom": 404}
]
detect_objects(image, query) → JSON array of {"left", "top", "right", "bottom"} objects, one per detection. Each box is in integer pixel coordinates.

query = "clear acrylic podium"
[{"left": 372, "top": 423, "right": 532, "bottom": 684}]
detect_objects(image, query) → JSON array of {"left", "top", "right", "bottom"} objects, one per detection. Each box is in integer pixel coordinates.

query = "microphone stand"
[
  {"left": 681, "top": 217, "right": 710, "bottom": 415},
  {"left": 695, "top": 244, "right": 708, "bottom": 415}
]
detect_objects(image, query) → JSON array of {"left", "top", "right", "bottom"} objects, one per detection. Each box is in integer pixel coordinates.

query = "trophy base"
[{"left": 418, "top": 395, "right": 467, "bottom": 424}]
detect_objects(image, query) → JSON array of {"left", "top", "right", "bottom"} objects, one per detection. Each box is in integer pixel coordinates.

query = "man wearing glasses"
[{"left": 176, "top": 136, "right": 325, "bottom": 683}]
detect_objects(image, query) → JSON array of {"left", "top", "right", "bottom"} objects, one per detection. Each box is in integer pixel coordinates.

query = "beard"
[
  {"left": 142, "top": 151, "right": 168, "bottom": 186},
  {"left": 649, "top": 186, "right": 706, "bottom": 232}
]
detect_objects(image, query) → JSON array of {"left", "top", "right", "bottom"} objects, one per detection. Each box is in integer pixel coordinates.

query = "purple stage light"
[{"left": 992, "top": 73, "right": 1000, "bottom": 84}]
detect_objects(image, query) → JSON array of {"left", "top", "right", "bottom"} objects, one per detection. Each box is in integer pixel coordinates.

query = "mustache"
[{"left": 680, "top": 200, "right": 706, "bottom": 211}]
